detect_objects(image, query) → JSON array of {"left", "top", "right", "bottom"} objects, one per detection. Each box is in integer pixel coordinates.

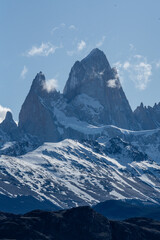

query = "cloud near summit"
[
  {"left": 20, "top": 66, "right": 28, "bottom": 79},
  {"left": 114, "top": 54, "right": 152, "bottom": 90},
  {"left": 0, "top": 105, "right": 12, "bottom": 123},
  {"left": 42, "top": 79, "right": 58, "bottom": 93},
  {"left": 77, "top": 40, "right": 86, "bottom": 51}
]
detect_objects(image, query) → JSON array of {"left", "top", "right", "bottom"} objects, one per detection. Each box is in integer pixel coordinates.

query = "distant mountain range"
[{"left": 1, "top": 48, "right": 160, "bottom": 212}]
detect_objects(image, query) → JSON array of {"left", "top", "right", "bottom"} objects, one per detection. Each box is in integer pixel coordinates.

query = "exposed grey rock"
[
  {"left": 0, "top": 111, "right": 21, "bottom": 142},
  {"left": 63, "top": 48, "right": 139, "bottom": 130},
  {"left": 0, "top": 111, "right": 17, "bottom": 133},
  {"left": 134, "top": 102, "right": 160, "bottom": 130},
  {"left": 18, "top": 72, "right": 61, "bottom": 142}
]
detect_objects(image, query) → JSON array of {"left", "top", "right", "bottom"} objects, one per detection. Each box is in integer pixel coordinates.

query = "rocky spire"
[
  {"left": 63, "top": 48, "right": 139, "bottom": 130},
  {"left": 63, "top": 48, "right": 113, "bottom": 99},
  {"left": 18, "top": 72, "right": 61, "bottom": 142},
  {"left": 134, "top": 102, "right": 160, "bottom": 130},
  {"left": 0, "top": 111, "right": 17, "bottom": 134}
]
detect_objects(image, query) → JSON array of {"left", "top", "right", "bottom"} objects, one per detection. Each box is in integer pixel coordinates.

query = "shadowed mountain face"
[
  {"left": 2, "top": 48, "right": 160, "bottom": 213},
  {"left": 0, "top": 111, "right": 20, "bottom": 142},
  {"left": 18, "top": 48, "right": 139, "bottom": 143},
  {"left": 0, "top": 111, "right": 17, "bottom": 133},
  {"left": 2, "top": 48, "right": 160, "bottom": 145},
  {"left": 63, "top": 48, "right": 138, "bottom": 130},
  {"left": 93, "top": 199, "right": 160, "bottom": 221},
  {"left": 18, "top": 72, "right": 61, "bottom": 142},
  {"left": 134, "top": 102, "right": 160, "bottom": 130},
  {"left": 0, "top": 206, "right": 160, "bottom": 240}
]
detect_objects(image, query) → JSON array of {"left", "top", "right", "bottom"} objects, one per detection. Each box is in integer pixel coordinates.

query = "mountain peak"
[
  {"left": 27, "top": 72, "right": 55, "bottom": 99},
  {"left": 140, "top": 102, "right": 144, "bottom": 108},
  {"left": 81, "top": 48, "right": 111, "bottom": 71},
  {"left": 33, "top": 71, "right": 45, "bottom": 85},
  {"left": 5, "top": 111, "right": 13, "bottom": 122},
  {"left": 85, "top": 48, "right": 105, "bottom": 58},
  {"left": 63, "top": 48, "right": 112, "bottom": 98},
  {"left": 0, "top": 111, "right": 17, "bottom": 133},
  {"left": 37, "top": 71, "right": 45, "bottom": 79}
]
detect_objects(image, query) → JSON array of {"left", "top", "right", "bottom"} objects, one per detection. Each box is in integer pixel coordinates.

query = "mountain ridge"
[
  {"left": 17, "top": 48, "right": 141, "bottom": 144},
  {"left": 1, "top": 48, "right": 160, "bottom": 211},
  {"left": 0, "top": 206, "right": 160, "bottom": 240}
]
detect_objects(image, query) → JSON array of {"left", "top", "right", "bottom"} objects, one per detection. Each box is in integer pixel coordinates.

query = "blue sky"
[{"left": 1, "top": 0, "right": 160, "bottom": 122}]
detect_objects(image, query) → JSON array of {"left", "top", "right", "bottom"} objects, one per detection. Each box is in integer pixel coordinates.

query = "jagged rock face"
[
  {"left": 0, "top": 111, "right": 17, "bottom": 133},
  {"left": 19, "top": 49, "right": 140, "bottom": 143},
  {"left": 0, "top": 111, "right": 20, "bottom": 141},
  {"left": 134, "top": 102, "right": 160, "bottom": 130},
  {"left": 18, "top": 72, "right": 61, "bottom": 142},
  {"left": 63, "top": 48, "right": 138, "bottom": 130}
]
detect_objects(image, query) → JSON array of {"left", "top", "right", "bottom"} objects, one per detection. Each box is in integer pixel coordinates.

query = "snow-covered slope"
[
  {"left": 1, "top": 138, "right": 160, "bottom": 209},
  {"left": 1, "top": 48, "right": 160, "bottom": 211}
]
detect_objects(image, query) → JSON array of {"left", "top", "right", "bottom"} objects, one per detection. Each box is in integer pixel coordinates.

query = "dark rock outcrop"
[
  {"left": 0, "top": 206, "right": 160, "bottom": 240},
  {"left": 64, "top": 48, "right": 138, "bottom": 130},
  {"left": 0, "top": 111, "right": 20, "bottom": 140},
  {"left": 134, "top": 102, "right": 160, "bottom": 130},
  {"left": 18, "top": 49, "right": 141, "bottom": 143},
  {"left": 18, "top": 72, "right": 61, "bottom": 142},
  {"left": 94, "top": 199, "right": 160, "bottom": 221},
  {"left": 0, "top": 111, "right": 17, "bottom": 132}
]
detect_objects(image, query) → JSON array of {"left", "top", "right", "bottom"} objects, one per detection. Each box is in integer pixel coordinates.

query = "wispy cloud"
[
  {"left": 51, "top": 26, "right": 59, "bottom": 34},
  {"left": 20, "top": 65, "right": 28, "bottom": 79},
  {"left": 66, "top": 50, "right": 75, "bottom": 56},
  {"left": 77, "top": 40, "right": 86, "bottom": 51},
  {"left": 114, "top": 61, "right": 124, "bottom": 83},
  {"left": 156, "top": 61, "right": 160, "bottom": 68},
  {"left": 129, "top": 43, "right": 136, "bottom": 51},
  {"left": 67, "top": 39, "right": 86, "bottom": 56},
  {"left": 27, "top": 42, "right": 59, "bottom": 57},
  {"left": 51, "top": 23, "right": 66, "bottom": 35},
  {"left": 0, "top": 105, "right": 11, "bottom": 123},
  {"left": 42, "top": 79, "right": 58, "bottom": 93},
  {"left": 96, "top": 36, "right": 106, "bottom": 47},
  {"left": 133, "top": 61, "right": 152, "bottom": 90},
  {"left": 69, "top": 25, "right": 76, "bottom": 30},
  {"left": 123, "top": 61, "right": 130, "bottom": 70},
  {"left": 134, "top": 54, "right": 143, "bottom": 59},
  {"left": 114, "top": 55, "right": 152, "bottom": 90},
  {"left": 60, "top": 23, "right": 66, "bottom": 27}
]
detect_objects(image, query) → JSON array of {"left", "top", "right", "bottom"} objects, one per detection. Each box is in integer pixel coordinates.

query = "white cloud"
[
  {"left": 114, "top": 62, "right": 124, "bottom": 83},
  {"left": 20, "top": 65, "right": 28, "bottom": 79},
  {"left": 123, "top": 61, "right": 130, "bottom": 70},
  {"left": 114, "top": 55, "right": 152, "bottom": 90},
  {"left": 77, "top": 40, "right": 86, "bottom": 51},
  {"left": 66, "top": 50, "right": 75, "bottom": 56},
  {"left": 51, "top": 23, "right": 66, "bottom": 35},
  {"left": 42, "top": 79, "right": 58, "bottom": 93},
  {"left": 27, "top": 42, "right": 58, "bottom": 57},
  {"left": 69, "top": 25, "right": 76, "bottom": 30},
  {"left": 133, "top": 62, "right": 152, "bottom": 90},
  {"left": 134, "top": 54, "right": 143, "bottom": 59},
  {"left": 0, "top": 105, "right": 11, "bottom": 123},
  {"left": 107, "top": 79, "right": 121, "bottom": 88},
  {"left": 129, "top": 43, "right": 136, "bottom": 51},
  {"left": 61, "top": 23, "right": 66, "bottom": 27},
  {"left": 96, "top": 36, "right": 106, "bottom": 47},
  {"left": 51, "top": 26, "right": 59, "bottom": 34},
  {"left": 67, "top": 39, "right": 87, "bottom": 56},
  {"left": 107, "top": 79, "right": 117, "bottom": 88}
]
